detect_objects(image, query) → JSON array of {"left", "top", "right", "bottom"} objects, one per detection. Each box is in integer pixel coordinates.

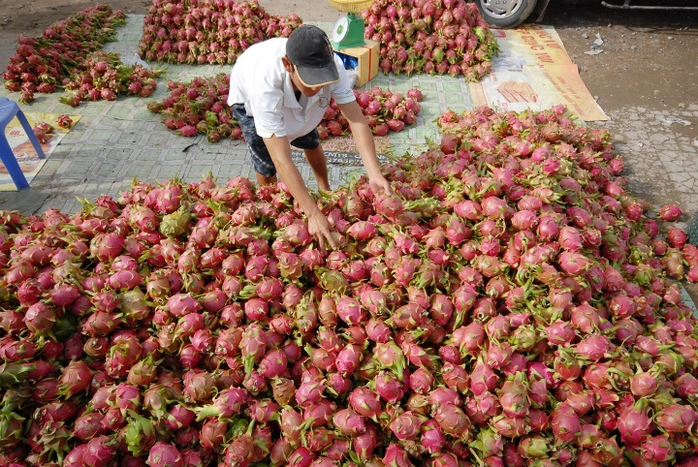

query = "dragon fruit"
[
  {"left": 498, "top": 373, "right": 530, "bottom": 418},
  {"left": 655, "top": 404, "right": 698, "bottom": 433},
  {"left": 383, "top": 443, "right": 413, "bottom": 467},
  {"left": 82, "top": 435, "right": 117, "bottom": 467},
  {"left": 551, "top": 403, "right": 580, "bottom": 446},
  {"left": 332, "top": 408, "right": 367, "bottom": 436},
  {"left": 1, "top": 104, "right": 698, "bottom": 467},
  {"left": 114, "top": 382, "right": 142, "bottom": 414},
  {"left": 657, "top": 204, "right": 683, "bottom": 221},
  {"left": 617, "top": 401, "right": 654, "bottom": 446},
  {"left": 23, "top": 301, "right": 58, "bottom": 334},
  {"left": 348, "top": 387, "right": 382, "bottom": 420},
  {"left": 433, "top": 403, "right": 471, "bottom": 439},
  {"left": 353, "top": 429, "right": 378, "bottom": 461},
  {"left": 640, "top": 433, "right": 676, "bottom": 462},
  {"left": 375, "top": 370, "right": 405, "bottom": 404},
  {"left": 147, "top": 442, "right": 183, "bottom": 467},
  {"left": 390, "top": 411, "right": 424, "bottom": 441},
  {"left": 59, "top": 360, "right": 93, "bottom": 397}
]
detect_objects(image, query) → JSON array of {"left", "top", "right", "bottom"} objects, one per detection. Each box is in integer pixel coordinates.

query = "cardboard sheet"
[
  {"left": 291, "top": 135, "right": 391, "bottom": 167},
  {"left": 468, "top": 25, "right": 608, "bottom": 121}
]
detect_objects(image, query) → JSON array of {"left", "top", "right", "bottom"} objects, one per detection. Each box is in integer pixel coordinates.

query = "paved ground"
[{"left": 601, "top": 105, "right": 698, "bottom": 213}]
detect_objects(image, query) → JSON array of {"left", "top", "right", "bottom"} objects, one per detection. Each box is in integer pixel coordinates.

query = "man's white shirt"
[{"left": 228, "top": 37, "right": 356, "bottom": 140}]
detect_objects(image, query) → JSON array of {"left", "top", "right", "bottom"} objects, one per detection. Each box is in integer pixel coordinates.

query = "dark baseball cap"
[{"left": 286, "top": 25, "right": 339, "bottom": 87}]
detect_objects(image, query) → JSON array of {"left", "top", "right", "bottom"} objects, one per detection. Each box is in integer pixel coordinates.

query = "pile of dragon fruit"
[
  {"left": 3, "top": 105, "right": 698, "bottom": 467},
  {"left": 147, "top": 73, "right": 425, "bottom": 142},
  {"left": 58, "top": 51, "right": 163, "bottom": 107},
  {"left": 138, "top": 0, "right": 498, "bottom": 81},
  {"left": 2, "top": 5, "right": 127, "bottom": 103},
  {"left": 30, "top": 118, "right": 71, "bottom": 145},
  {"left": 137, "top": 0, "right": 302, "bottom": 65},
  {"left": 363, "top": 0, "right": 500, "bottom": 81},
  {"left": 146, "top": 74, "right": 241, "bottom": 142},
  {"left": 319, "top": 87, "right": 424, "bottom": 139}
]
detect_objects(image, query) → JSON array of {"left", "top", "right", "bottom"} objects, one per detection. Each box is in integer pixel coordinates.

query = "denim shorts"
[{"left": 232, "top": 104, "right": 320, "bottom": 178}]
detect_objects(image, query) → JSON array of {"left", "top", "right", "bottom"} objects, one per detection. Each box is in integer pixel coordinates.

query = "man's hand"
[
  {"left": 368, "top": 172, "right": 394, "bottom": 197},
  {"left": 264, "top": 135, "right": 339, "bottom": 252},
  {"left": 307, "top": 210, "right": 338, "bottom": 253},
  {"left": 338, "top": 101, "right": 394, "bottom": 199}
]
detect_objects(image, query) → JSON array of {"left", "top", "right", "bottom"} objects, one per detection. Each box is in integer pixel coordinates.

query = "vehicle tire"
[{"left": 473, "top": 0, "right": 538, "bottom": 28}]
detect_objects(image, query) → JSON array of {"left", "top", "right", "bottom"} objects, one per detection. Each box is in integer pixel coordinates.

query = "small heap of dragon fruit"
[
  {"left": 362, "top": 0, "right": 500, "bottom": 80},
  {"left": 56, "top": 114, "right": 75, "bottom": 129},
  {"left": 2, "top": 106, "right": 698, "bottom": 466},
  {"left": 58, "top": 51, "right": 162, "bottom": 107},
  {"left": 2, "top": 5, "right": 127, "bottom": 103},
  {"left": 319, "top": 87, "right": 425, "bottom": 139},
  {"left": 31, "top": 122, "right": 55, "bottom": 145},
  {"left": 146, "top": 73, "right": 243, "bottom": 142},
  {"left": 138, "top": 0, "right": 303, "bottom": 65},
  {"left": 148, "top": 73, "right": 424, "bottom": 142},
  {"left": 30, "top": 117, "right": 75, "bottom": 147}
]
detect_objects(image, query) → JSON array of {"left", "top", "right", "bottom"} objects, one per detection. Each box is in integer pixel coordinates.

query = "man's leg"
[
  {"left": 232, "top": 104, "right": 278, "bottom": 183},
  {"left": 303, "top": 145, "right": 330, "bottom": 192},
  {"left": 292, "top": 129, "right": 330, "bottom": 191}
]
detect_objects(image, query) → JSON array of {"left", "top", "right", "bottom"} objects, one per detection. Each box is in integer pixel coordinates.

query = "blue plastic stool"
[{"left": 0, "top": 97, "right": 46, "bottom": 190}]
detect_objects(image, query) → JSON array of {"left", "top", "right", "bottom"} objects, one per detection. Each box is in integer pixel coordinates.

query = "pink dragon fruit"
[
  {"left": 114, "top": 382, "right": 142, "bottom": 414},
  {"left": 575, "top": 334, "right": 612, "bottom": 362},
  {"left": 332, "top": 408, "right": 367, "bottom": 436},
  {"left": 59, "top": 359, "right": 93, "bottom": 397},
  {"left": 353, "top": 429, "right": 378, "bottom": 461},
  {"left": 469, "top": 357, "right": 498, "bottom": 396},
  {"left": 147, "top": 441, "right": 183, "bottom": 467},
  {"left": 335, "top": 296, "right": 366, "bottom": 326},
  {"left": 182, "top": 369, "right": 216, "bottom": 404},
  {"left": 420, "top": 419, "right": 447, "bottom": 454},
  {"left": 629, "top": 366, "right": 659, "bottom": 397},
  {"left": 375, "top": 370, "right": 405, "bottom": 404},
  {"left": 23, "top": 301, "right": 58, "bottom": 335},
  {"left": 166, "top": 292, "right": 201, "bottom": 316},
  {"left": 657, "top": 204, "right": 683, "bottom": 221},
  {"left": 441, "top": 363, "right": 469, "bottom": 393},
  {"left": 288, "top": 446, "right": 315, "bottom": 466},
  {"left": 498, "top": 373, "right": 530, "bottom": 418},
  {"left": 390, "top": 411, "right": 424, "bottom": 441},
  {"left": 82, "top": 435, "right": 117, "bottom": 467},
  {"left": 257, "top": 348, "right": 288, "bottom": 379},
  {"left": 163, "top": 405, "right": 196, "bottom": 431},
  {"left": 335, "top": 343, "right": 363, "bottom": 376},
  {"left": 655, "top": 403, "right": 698, "bottom": 433},
  {"left": 551, "top": 403, "right": 580, "bottom": 445},
  {"left": 640, "top": 433, "right": 675, "bottom": 463},
  {"left": 348, "top": 387, "right": 382, "bottom": 420},
  {"left": 382, "top": 443, "right": 413, "bottom": 467},
  {"left": 558, "top": 251, "right": 592, "bottom": 275},
  {"left": 72, "top": 412, "right": 106, "bottom": 440},
  {"left": 433, "top": 403, "right": 471, "bottom": 439}
]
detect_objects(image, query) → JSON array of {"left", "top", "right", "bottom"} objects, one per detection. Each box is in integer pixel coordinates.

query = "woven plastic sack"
[{"left": 686, "top": 213, "right": 698, "bottom": 245}]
